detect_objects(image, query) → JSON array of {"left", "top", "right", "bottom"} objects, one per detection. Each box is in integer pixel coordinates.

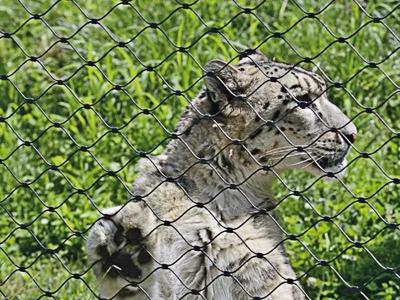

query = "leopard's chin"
[
  {"left": 317, "top": 153, "right": 346, "bottom": 170},
  {"left": 311, "top": 157, "right": 347, "bottom": 180}
]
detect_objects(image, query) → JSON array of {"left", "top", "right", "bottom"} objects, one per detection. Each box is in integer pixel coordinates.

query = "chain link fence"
[{"left": 0, "top": 0, "right": 399, "bottom": 299}]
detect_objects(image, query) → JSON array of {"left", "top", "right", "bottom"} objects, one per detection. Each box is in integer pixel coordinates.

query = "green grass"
[{"left": 0, "top": 0, "right": 399, "bottom": 299}]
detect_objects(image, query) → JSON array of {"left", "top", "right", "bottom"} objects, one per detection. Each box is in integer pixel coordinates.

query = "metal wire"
[{"left": 0, "top": 0, "right": 399, "bottom": 299}]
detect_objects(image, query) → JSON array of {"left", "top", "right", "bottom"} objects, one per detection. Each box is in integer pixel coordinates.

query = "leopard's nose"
[
  {"left": 340, "top": 120, "right": 357, "bottom": 145},
  {"left": 345, "top": 132, "right": 357, "bottom": 144}
]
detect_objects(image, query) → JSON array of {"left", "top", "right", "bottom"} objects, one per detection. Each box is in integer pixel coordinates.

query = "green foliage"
[{"left": 0, "top": 0, "right": 399, "bottom": 298}]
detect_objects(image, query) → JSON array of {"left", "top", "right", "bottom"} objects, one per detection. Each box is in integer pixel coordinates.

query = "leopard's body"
[{"left": 87, "top": 51, "right": 357, "bottom": 299}]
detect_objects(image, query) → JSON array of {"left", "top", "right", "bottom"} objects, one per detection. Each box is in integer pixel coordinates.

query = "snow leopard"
[{"left": 87, "top": 50, "right": 357, "bottom": 299}]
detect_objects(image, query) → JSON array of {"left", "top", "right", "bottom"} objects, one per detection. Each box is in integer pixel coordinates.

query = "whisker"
[
  {"left": 287, "top": 158, "right": 314, "bottom": 167},
  {"left": 301, "top": 157, "right": 322, "bottom": 169},
  {"left": 286, "top": 152, "right": 325, "bottom": 167},
  {"left": 302, "top": 154, "right": 330, "bottom": 170},
  {"left": 263, "top": 146, "right": 296, "bottom": 155},
  {"left": 268, "top": 153, "right": 310, "bottom": 161},
  {"left": 261, "top": 146, "right": 321, "bottom": 158},
  {"left": 301, "top": 154, "right": 328, "bottom": 169}
]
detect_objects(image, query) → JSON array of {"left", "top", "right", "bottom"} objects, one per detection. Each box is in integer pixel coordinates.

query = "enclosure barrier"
[{"left": 0, "top": 0, "right": 399, "bottom": 299}]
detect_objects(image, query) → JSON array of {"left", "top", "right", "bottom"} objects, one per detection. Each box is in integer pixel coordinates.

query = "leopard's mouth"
[
  {"left": 314, "top": 150, "right": 348, "bottom": 173},
  {"left": 317, "top": 156, "right": 344, "bottom": 170}
]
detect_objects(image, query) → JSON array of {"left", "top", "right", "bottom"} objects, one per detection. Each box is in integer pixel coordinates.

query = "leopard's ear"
[
  {"left": 203, "top": 60, "right": 239, "bottom": 105},
  {"left": 238, "top": 49, "right": 268, "bottom": 65}
]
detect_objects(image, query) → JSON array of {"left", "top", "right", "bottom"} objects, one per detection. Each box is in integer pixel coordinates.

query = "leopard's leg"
[
  {"left": 87, "top": 201, "right": 160, "bottom": 299},
  {"left": 146, "top": 210, "right": 306, "bottom": 299},
  {"left": 203, "top": 216, "right": 307, "bottom": 300},
  {"left": 229, "top": 246, "right": 307, "bottom": 300}
]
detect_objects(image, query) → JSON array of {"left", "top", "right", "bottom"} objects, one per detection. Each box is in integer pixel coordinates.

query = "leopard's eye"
[
  {"left": 295, "top": 94, "right": 313, "bottom": 109},
  {"left": 296, "top": 94, "right": 312, "bottom": 103}
]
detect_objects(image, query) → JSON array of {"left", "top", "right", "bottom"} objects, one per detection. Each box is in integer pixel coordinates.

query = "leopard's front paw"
[{"left": 87, "top": 204, "right": 155, "bottom": 298}]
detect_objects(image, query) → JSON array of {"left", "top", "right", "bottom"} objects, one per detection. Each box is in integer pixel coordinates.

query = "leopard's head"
[{"left": 203, "top": 51, "right": 357, "bottom": 178}]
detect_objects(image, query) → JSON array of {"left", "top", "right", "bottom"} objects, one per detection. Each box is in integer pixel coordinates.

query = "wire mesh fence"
[{"left": 0, "top": 0, "right": 399, "bottom": 299}]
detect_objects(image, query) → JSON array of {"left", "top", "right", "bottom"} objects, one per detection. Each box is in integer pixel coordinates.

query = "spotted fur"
[{"left": 87, "top": 51, "right": 356, "bottom": 299}]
